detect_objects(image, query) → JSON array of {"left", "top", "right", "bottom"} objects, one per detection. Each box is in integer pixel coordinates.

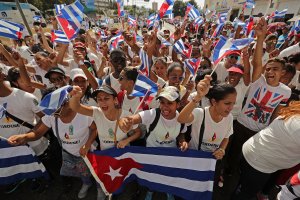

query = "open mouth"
[
  {"left": 161, "top": 110, "right": 170, "bottom": 116},
  {"left": 101, "top": 106, "right": 108, "bottom": 111}
]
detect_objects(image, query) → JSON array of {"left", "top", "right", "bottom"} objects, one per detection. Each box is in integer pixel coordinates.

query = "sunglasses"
[
  {"left": 229, "top": 55, "right": 239, "bottom": 60},
  {"left": 49, "top": 76, "right": 64, "bottom": 83},
  {"left": 169, "top": 76, "right": 184, "bottom": 81}
]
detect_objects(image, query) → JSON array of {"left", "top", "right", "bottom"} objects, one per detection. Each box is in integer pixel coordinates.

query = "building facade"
[
  {"left": 95, "top": 0, "right": 110, "bottom": 10},
  {"left": 152, "top": 2, "right": 158, "bottom": 11}
]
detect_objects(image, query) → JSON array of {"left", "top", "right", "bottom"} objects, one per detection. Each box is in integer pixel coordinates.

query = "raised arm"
[
  {"left": 252, "top": 17, "right": 268, "bottom": 83},
  {"left": 241, "top": 48, "right": 251, "bottom": 86},
  {"left": 56, "top": 43, "right": 69, "bottom": 66},
  {"left": 39, "top": 26, "right": 53, "bottom": 53},
  {"left": 177, "top": 75, "right": 211, "bottom": 123},
  {"left": 69, "top": 86, "right": 94, "bottom": 117}
]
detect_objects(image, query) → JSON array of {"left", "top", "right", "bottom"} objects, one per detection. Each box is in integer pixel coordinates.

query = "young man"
[{"left": 225, "top": 17, "right": 291, "bottom": 176}]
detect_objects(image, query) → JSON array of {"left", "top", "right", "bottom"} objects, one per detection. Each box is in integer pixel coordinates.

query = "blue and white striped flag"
[
  {"left": 39, "top": 85, "right": 73, "bottom": 115},
  {"left": 139, "top": 49, "right": 151, "bottom": 77},
  {"left": 273, "top": 9, "right": 288, "bottom": 19},
  {"left": 131, "top": 73, "right": 158, "bottom": 97},
  {"left": 194, "top": 17, "right": 204, "bottom": 32},
  {"left": 128, "top": 15, "right": 137, "bottom": 27},
  {"left": 164, "top": 4, "right": 174, "bottom": 19},
  {"left": 0, "top": 19, "right": 23, "bottom": 40},
  {"left": 186, "top": 3, "right": 200, "bottom": 20},
  {"left": 55, "top": 4, "right": 66, "bottom": 15},
  {"left": 184, "top": 58, "right": 201, "bottom": 76},
  {"left": 33, "top": 15, "right": 42, "bottom": 22},
  {"left": 0, "top": 139, "right": 48, "bottom": 185},
  {"left": 0, "top": 103, "right": 7, "bottom": 120},
  {"left": 51, "top": 30, "right": 69, "bottom": 44},
  {"left": 174, "top": 39, "right": 192, "bottom": 58},
  {"left": 84, "top": 146, "right": 216, "bottom": 199}
]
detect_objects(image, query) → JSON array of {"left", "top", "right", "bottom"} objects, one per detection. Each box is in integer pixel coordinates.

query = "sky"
[{"left": 125, "top": 0, "right": 205, "bottom": 10}]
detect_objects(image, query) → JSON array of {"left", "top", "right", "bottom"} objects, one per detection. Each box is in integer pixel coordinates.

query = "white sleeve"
[
  {"left": 225, "top": 115, "right": 234, "bottom": 138},
  {"left": 139, "top": 109, "right": 156, "bottom": 127},
  {"left": 187, "top": 108, "right": 204, "bottom": 126},
  {"left": 27, "top": 93, "right": 42, "bottom": 114},
  {"left": 41, "top": 115, "right": 53, "bottom": 128}
]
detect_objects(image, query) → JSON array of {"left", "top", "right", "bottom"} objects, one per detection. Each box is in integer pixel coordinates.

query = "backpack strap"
[
  {"left": 54, "top": 117, "right": 62, "bottom": 147},
  {"left": 5, "top": 111, "right": 34, "bottom": 129},
  {"left": 180, "top": 123, "right": 185, "bottom": 133},
  {"left": 104, "top": 74, "right": 111, "bottom": 86},
  {"left": 145, "top": 108, "right": 161, "bottom": 139},
  {"left": 198, "top": 109, "right": 206, "bottom": 151}
]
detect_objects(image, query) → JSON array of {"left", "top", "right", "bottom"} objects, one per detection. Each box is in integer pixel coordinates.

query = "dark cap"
[
  {"left": 44, "top": 67, "right": 66, "bottom": 79},
  {"left": 92, "top": 85, "right": 118, "bottom": 98}
]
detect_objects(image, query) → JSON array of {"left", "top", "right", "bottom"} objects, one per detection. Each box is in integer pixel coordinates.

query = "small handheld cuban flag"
[
  {"left": 131, "top": 73, "right": 158, "bottom": 97},
  {"left": 164, "top": 4, "right": 174, "bottom": 19},
  {"left": 33, "top": 15, "right": 42, "bottom": 22},
  {"left": 212, "top": 23, "right": 224, "bottom": 38},
  {"left": 194, "top": 17, "right": 204, "bottom": 32},
  {"left": 157, "top": 0, "right": 174, "bottom": 20},
  {"left": 218, "top": 11, "right": 228, "bottom": 24},
  {"left": 55, "top": 4, "right": 66, "bottom": 15},
  {"left": 51, "top": 30, "right": 69, "bottom": 44},
  {"left": 289, "top": 20, "right": 300, "bottom": 38},
  {"left": 39, "top": 85, "right": 73, "bottom": 115},
  {"left": 110, "top": 32, "right": 124, "bottom": 50},
  {"left": 128, "top": 15, "right": 137, "bottom": 27},
  {"left": 0, "top": 19, "right": 23, "bottom": 40},
  {"left": 139, "top": 49, "right": 151, "bottom": 77},
  {"left": 147, "top": 13, "right": 157, "bottom": 28},
  {"left": 173, "top": 39, "right": 192, "bottom": 59},
  {"left": 185, "top": 3, "right": 200, "bottom": 20},
  {"left": 243, "top": 0, "right": 255, "bottom": 10},
  {"left": 116, "top": 0, "right": 125, "bottom": 17},
  {"left": 184, "top": 58, "right": 201, "bottom": 76},
  {"left": 272, "top": 8, "right": 288, "bottom": 19}
]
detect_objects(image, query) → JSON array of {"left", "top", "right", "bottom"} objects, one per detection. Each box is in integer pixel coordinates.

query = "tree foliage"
[
  {"left": 173, "top": 0, "right": 186, "bottom": 17},
  {"left": 188, "top": 0, "right": 198, "bottom": 9}
]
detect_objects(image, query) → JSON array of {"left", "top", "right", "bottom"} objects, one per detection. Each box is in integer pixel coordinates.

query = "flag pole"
[
  {"left": 0, "top": 135, "right": 8, "bottom": 141},
  {"left": 133, "top": 89, "right": 150, "bottom": 115}
]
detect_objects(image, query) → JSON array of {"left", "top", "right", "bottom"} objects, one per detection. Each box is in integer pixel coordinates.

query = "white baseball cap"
[
  {"left": 157, "top": 86, "right": 180, "bottom": 102},
  {"left": 70, "top": 68, "right": 87, "bottom": 81}
]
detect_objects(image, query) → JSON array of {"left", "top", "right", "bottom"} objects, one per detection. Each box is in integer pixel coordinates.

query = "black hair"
[
  {"left": 110, "top": 49, "right": 126, "bottom": 58},
  {"left": 201, "top": 56, "right": 212, "bottom": 69},
  {"left": 195, "top": 69, "right": 218, "bottom": 85},
  {"left": 123, "top": 67, "right": 138, "bottom": 82},
  {"left": 36, "top": 51, "right": 49, "bottom": 57},
  {"left": 284, "top": 63, "right": 296, "bottom": 76},
  {"left": 288, "top": 52, "right": 300, "bottom": 65},
  {"left": 78, "top": 29, "right": 86, "bottom": 35},
  {"left": 167, "top": 62, "right": 185, "bottom": 76},
  {"left": 7, "top": 68, "right": 20, "bottom": 88},
  {"left": 31, "top": 44, "right": 45, "bottom": 54},
  {"left": 206, "top": 83, "right": 236, "bottom": 102}
]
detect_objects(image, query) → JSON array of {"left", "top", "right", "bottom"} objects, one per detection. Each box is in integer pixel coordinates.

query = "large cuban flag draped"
[
  {"left": 0, "top": 19, "right": 24, "bottom": 40},
  {"left": 185, "top": 3, "right": 200, "bottom": 20},
  {"left": 157, "top": 0, "right": 174, "bottom": 20},
  {"left": 83, "top": 147, "right": 216, "bottom": 199},
  {"left": 51, "top": 30, "right": 69, "bottom": 44},
  {"left": 39, "top": 85, "right": 73, "bottom": 115},
  {"left": 56, "top": 0, "right": 84, "bottom": 40},
  {"left": 0, "top": 139, "right": 48, "bottom": 185},
  {"left": 184, "top": 58, "right": 201, "bottom": 76},
  {"left": 213, "top": 36, "right": 254, "bottom": 65}
]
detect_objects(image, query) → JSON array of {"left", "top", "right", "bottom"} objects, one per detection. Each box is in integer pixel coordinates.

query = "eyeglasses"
[
  {"left": 229, "top": 55, "right": 239, "bottom": 60},
  {"left": 49, "top": 76, "right": 64, "bottom": 83},
  {"left": 169, "top": 76, "right": 184, "bottom": 81}
]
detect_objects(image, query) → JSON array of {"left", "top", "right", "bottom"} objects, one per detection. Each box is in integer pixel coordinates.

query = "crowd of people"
[{"left": 0, "top": 11, "right": 300, "bottom": 200}]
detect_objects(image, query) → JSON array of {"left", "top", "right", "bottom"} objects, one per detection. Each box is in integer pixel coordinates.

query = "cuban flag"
[
  {"left": 205, "top": 8, "right": 211, "bottom": 15},
  {"left": 39, "top": 85, "right": 73, "bottom": 115},
  {"left": 55, "top": 4, "right": 65, "bottom": 15},
  {"left": 244, "top": 0, "right": 255, "bottom": 9},
  {"left": 212, "top": 23, "right": 224, "bottom": 38},
  {"left": 233, "top": 18, "right": 246, "bottom": 29},
  {"left": 184, "top": 58, "right": 201, "bottom": 76},
  {"left": 173, "top": 39, "right": 192, "bottom": 59},
  {"left": 0, "top": 19, "right": 23, "bottom": 40},
  {"left": 0, "top": 139, "right": 48, "bottom": 185},
  {"left": 218, "top": 11, "right": 228, "bottom": 24},
  {"left": 110, "top": 32, "right": 124, "bottom": 50},
  {"left": 33, "top": 15, "right": 42, "bottom": 22},
  {"left": 116, "top": 0, "right": 125, "bottom": 17},
  {"left": 161, "top": 38, "right": 172, "bottom": 47},
  {"left": 244, "top": 16, "right": 254, "bottom": 36},
  {"left": 84, "top": 146, "right": 216, "bottom": 199},
  {"left": 185, "top": 3, "right": 200, "bottom": 20},
  {"left": 56, "top": 0, "right": 84, "bottom": 40},
  {"left": 51, "top": 30, "right": 69, "bottom": 44},
  {"left": 248, "top": 30, "right": 255, "bottom": 38},
  {"left": 164, "top": 4, "right": 174, "bottom": 19},
  {"left": 147, "top": 13, "right": 157, "bottom": 28},
  {"left": 139, "top": 49, "right": 151, "bottom": 77},
  {"left": 131, "top": 73, "right": 158, "bottom": 97},
  {"left": 272, "top": 8, "right": 288, "bottom": 19},
  {"left": 212, "top": 36, "right": 254, "bottom": 65},
  {"left": 289, "top": 20, "right": 300, "bottom": 38},
  {"left": 104, "top": 18, "right": 110, "bottom": 25},
  {"left": 157, "top": 0, "right": 174, "bottom": 20},
  {"left": 194, "top": 17, "right": 204, "bottom": 32},
  {"left": 134, "top": 34, "right": 143, "bottom": 44},
  {"left": 100, "top": 30, "right": 108, "bottom": 39},
  {"left": 128, "top": 15, "right": 137, "bottom": 27}
]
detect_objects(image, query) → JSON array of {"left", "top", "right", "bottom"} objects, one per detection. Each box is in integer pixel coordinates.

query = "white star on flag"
[
  {"left": 67, "top": 24, "right": 73, "bottom": 30},
  {"left": 105, "top": 166, "right": 123, "bottom": 181}
]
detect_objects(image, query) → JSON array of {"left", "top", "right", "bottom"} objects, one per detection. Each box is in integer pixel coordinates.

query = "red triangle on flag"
[{"left": 56, "top": 15, "right": 76, "bottom": 40}]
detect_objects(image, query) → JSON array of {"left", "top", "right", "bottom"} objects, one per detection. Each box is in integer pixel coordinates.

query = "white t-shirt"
[
  {"left": 237, "top": 76, "right": 291, "bottom": 132},
  {"left": 214, "top": 61, "right": 228, "bottom": 83},
  {"left": 231, "top": 81, "right": 249, "bottom": 120},
  {"left": 279, "top": 43, "right": 300, "bottom": 58},
  {"left": 92, "top": 107, "right": 136, "bottom": 150},
  {"left": 122, "top": 94, "right": 142, "bottom": 114},
  {"left": 188, "top": 107, "right": 233, "bottom": 152},
  {"left": 102, "top": 73, "right": 121, "bottom": 93},
  {"left": 243, "top": 116, "right": 300, "bottom": 173},
  {"left": 42, "top": 113, "right": 93, "bottom": 156},
  {"left": 139, "top": 109, "right": 187, "bottom": 148},
  {"left": 187, "top": 92, "right": 211, "bottom": 109},
  {"left": 290, "top": 70, "right": 300, "bottom": 90},
  {"left": 0, "top": 88, "right": 48, "bottom": 155}
]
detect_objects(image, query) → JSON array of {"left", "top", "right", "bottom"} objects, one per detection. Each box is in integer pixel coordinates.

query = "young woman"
[
  {"left": 177, "top": 75, "right": 236, "bottom": 198},
  {"left": 7, "top": 98, "right": 98, "bottom": 199},
  {"left": 233, "top": 101, "right": 300, "bottom": 200},
  {"left": 118, "top": 86, "right": 188, "bottom": 200}
]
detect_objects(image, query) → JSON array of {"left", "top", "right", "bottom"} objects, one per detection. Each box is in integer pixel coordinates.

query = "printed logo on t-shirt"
[
  {"left": 69, "top": 125, "right": 74, "bottom": 136},
  {"left": 212, "top": 133, "right": 216, "bottom": 141},
  {"left": 108, "top": 128, "right": 114, "bottom": 138},
  {"left": 129, "top": 108, "right": 133, "bottom": 114},
  {"left": 244, "top": 87, "right": 288, "bottom": 124},
  {"left": 165, "top": 132, "right": 170, "bottom": 140},
  {"left": 64, "top": 133, "right": 70, "bottom": 139},
  {"left": 33, "top": 99, "right": 39, "bottom": 106}
]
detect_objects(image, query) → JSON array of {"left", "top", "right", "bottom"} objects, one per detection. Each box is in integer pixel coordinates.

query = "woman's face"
[
  {"left": 167, "top": 67, "right": 184, "bottom": 87},
  {"left": 159, "top": 97, "right": 178, "bottom": 120},
  {"left": 118, "top": 70, "right": 134, "bottom": 92},
  {"left": 34, "top": 54, "right": 51, "bottom": 71},
  {"left": 72, "top": 77, "right": 88, "bottom": 94},
  {"left": 96, "top": 92, "right": 117, "bottom": 112},
  {"left": 228, "top": 72, "right": 242, "bottom": 87},
  {"left": 154, "top": 60, "right": 168, "bottom": 78},
  {"left": 49, "top": 72, "right": 67, "bottom": 88},
  {"left": 211, "top": 93, "right": 236, "bottom": 117},
  {"left": 132, "top": 56, "right": 141, "bottom": 67}
]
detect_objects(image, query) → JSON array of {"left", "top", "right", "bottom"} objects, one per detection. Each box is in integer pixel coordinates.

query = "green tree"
[{"left": 173, "top": 0, "right": 186, "bottom": 17}]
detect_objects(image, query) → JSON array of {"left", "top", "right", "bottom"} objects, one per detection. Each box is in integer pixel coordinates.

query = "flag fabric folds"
[
  {"left": 184, "top": 58, "right": 201, "bottom": 76},
  {"left": 139, "top": 49, "right": 151, "bottom": 76},
  {"left": 83, "top": 146, "right": 216, "bottom": 199},
  {"left": 39, "top": 85, "right": 73, "bottom": 115},
  {"left": 147, "top": 13, "right": 157, "bottom": 28},
  {"left": 272, "top": 9, "right": 288, "bottom": 19},
  {"left": 55, "top": 4, "right": 65, "bottom": 15},
  {"left": 186, "top": 3, "right": 200, "bottom": 20},
  {"left": 51, "top": 30, "right": 69, "bottom": 44},
  {"left": 56, "top": 0, "right": 84, "bottom": 40},
  {"left": 212, "top": 23, "right": 224, "bottom": 38},
  {"left": 173, "top": 39, "right": 192, "bottom": 59},
  {"left": 213, "top": 36, "right": 254, "bottom": 65},
  {"left": 0, "top": 19, "right": 24, "bottom": 40},
  {"left": 116, "top": 0, "right": 125, "bottom": 17},
  {"left": 128, "top": 15, "right": 137, "bottom": 27},
  {"left": 0, "top": 139, "right": 48, "bottom": 185},
  {"left": 110, "top": 32, "right": 124, "bottom": 50},
  {"left": 130, "top": 73, "right": 158, "bottom": 97},
  {"left": 158, "top": 0, "right": 174, "bottom": 20}
]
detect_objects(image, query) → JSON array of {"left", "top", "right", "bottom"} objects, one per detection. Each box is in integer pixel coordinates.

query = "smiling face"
[
  {"left": 228, "top": 71, "right": 242, "bottom": 87},
  {"left": 72, "top": 77, "right": 88, "bottom": 94},
  {"left": 167, "top": 66, "right": 184, "bottom": 88},
  {"left": 211, "top": 93, "right": 237, "bottom": 117},
  {"left": 159, "top": 97, "right": 178, "bottom": 120},
  {"left": 154, "top": 60, "right": 168, "bottom": 79},
  {"left": 264, "top": 61, "right": 286, "bottom": 87}
]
